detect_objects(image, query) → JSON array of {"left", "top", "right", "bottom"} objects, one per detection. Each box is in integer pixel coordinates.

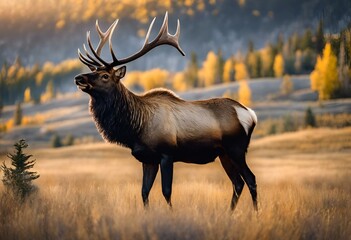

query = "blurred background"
[{"left": 0, "top": 0, "right": 351, "bottom": 148}]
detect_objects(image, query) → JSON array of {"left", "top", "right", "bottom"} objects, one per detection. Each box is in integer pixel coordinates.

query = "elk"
[{"left": 74, "top": 12, "right": 258, "bottom": 211}]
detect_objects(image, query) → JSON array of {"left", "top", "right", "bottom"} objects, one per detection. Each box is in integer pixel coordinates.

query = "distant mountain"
[{"left": 0, "top": 0, "right": 350, "bottom": 70}]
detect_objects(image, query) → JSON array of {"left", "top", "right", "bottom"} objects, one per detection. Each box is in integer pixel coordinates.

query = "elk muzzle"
[{"left": 75, "top": 74, "right": 91, "bottom": 91}]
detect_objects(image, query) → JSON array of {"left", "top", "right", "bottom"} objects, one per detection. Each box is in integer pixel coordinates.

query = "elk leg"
[
  {"left": 219, "top": 154, "right": 245, "bottom": 210},
  {"left": 142, "top": 163, "right": 159, "bottom": 208},
  {"left": 160, "top": 155, "right": 174, "bottom": 207},
  {"left": 232, "top": 154, "right": 258, "bottom": 211}
]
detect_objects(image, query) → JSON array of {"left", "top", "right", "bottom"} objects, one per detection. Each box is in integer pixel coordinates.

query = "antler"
[{"left": 78, "top": 12, "right": 185, "bottom": 70}]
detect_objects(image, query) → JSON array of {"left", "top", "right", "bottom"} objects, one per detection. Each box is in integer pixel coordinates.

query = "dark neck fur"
[{"left": 89, "top": 83, "right": 146, "bottom": 148}]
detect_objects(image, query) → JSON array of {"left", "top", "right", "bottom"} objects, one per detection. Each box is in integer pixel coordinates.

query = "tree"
[
  {"left": 304, "top": 107, "right": 316, "bottom": 127},
  {"left": 260, "top": 45, "right": 275, "bottom": 77},
  {"left": 310, "top": 43, "right": 339, "bottom": 100},
  {"left": 215, "top": 48, "right": 225, "bottom": 84},
  {"left": 51, "top": 134, "right": 63, "bottom": 148},
  {"left": 0, "top": 97, "right": 3, "bottom": 117},
  {"left": 315, "top": 20, "right": 325, "bottom": 55},
  {"left": 23, "top": 87, "right": 31, "bottom": 103},
  {"left": 301, "top": 28, "right": 313, "bottom": 50},
  {"left": 13, "top": 102, "right": 22, "bottom": 126},
  {"left": 223, "top": 57, "right": 235, "bottom": 83},
  {"left": 63, "top": 134, "right": 75, "bottom": 146},
  {"left": 172, "top": 72, "right": 187, "bottom": 92},
  {"left": 200, "top": 51, "right": 218, "bottom": 87},
  {"left": 184, "top": 52, "right": 199, "bottom": 88},
  {"left": 273, "top": 53, "right": 284, "bottom": 77},
  {"left": 234, "top": 62, "right": 249, "bottom": 81},
  {"left": 1, "top": 139, "right": 40, "bottom": 200},
  {"left": 338, "top": 38, "right": 350, "bottom": 93},
  {"left": 238, "top": 80, "right": 252, "bottom": 106}
]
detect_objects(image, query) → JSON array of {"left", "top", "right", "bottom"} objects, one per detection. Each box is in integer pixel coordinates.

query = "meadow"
[{"left": 1, "top": 127, "right": 350, "bottom": 240}]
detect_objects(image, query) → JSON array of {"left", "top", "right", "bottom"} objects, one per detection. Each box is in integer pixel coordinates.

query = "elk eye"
[{"left": 102, "top": 74, "right": 109, "bottom": 80}]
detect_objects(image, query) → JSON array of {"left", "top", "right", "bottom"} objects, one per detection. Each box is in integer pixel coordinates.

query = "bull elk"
[{"left": 74, "top": 12, "right": 258, "bottom": 211}]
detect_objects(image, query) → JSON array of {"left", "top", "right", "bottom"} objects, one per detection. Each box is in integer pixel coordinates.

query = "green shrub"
[
  {"left": 51, "top": 134, "right": 62, "bottom": 148},
  {"left": 305, "top": 107, "right": 316, "bottom": 127}
]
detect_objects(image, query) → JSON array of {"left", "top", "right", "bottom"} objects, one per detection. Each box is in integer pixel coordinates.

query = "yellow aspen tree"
[
  {"left": 273, "top": 53, "right": 284, "bottom": 77},
  {"left": 23, "top": 87, "right": 31, "bottom": 103},
  {"left": 238, "top": 80, "right": 252, "bottom": 106},
  {"left": 172, "top": 72, "right": 187, "bottom": 92},
  {"left": 234, "top": 62, "right": 249, "bottom": 81},
  {"left": 310, "top": 43, "right": 339, "bottom": 100},
  {"left": 140, "top": 69, "right": 168, "bottom": 91},
  {"left": 310, "top": 56, "right": 322, "bottom": 91},
  {"left": 201, "top": 51, "right": 218, "bottom": 87}
]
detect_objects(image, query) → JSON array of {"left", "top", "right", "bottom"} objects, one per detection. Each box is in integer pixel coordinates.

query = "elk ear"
[{"left": 115, "top": 66, "right": 126, "bottom": 79}]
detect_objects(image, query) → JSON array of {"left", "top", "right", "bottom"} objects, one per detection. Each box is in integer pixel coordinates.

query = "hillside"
[{"left": 1, "top": 75, "right": 351, "bottom": 150}]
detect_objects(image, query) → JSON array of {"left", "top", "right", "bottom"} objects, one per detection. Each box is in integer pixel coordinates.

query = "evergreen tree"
[
  {"left": 301, "top": 28, "right": 313, "bottom": 50},
  {"left": 51, "top": 134, "right": 62, "bottom": 148},
  {"left": 13, "top": 102, "right": 22, "bottom": 126},
  {"left": 276, "top": 33, "right": 284, "bottom": 53},
  {"left": 184, "top": 52, "right": 199, "bottom": 88},
  {"left": 315, "top": 20, "right": 325, "bottom": 55},
  {"left": 223, "top": 58, "right": 235, "bottom": 83},
  {"left": 1, "top": 139, "right": 40, "bottom": 200},
  {"left": 304, "top": 107, "right": 316, "bottom": 127},
  {"left": 215, "top": 48, "right": 225, "bottom": 84},
  {"left": 0, "top": 96, "right": 3, "bottom": 117},
  {"left": 338, "top": 38, "right": 350, "bottom": 93}
]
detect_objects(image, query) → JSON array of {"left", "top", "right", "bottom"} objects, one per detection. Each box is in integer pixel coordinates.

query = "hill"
[{"left": 1, "top": 75, "right": 351, "bottom": 150}]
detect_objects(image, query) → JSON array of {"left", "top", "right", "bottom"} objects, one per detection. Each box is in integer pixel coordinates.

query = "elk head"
[{"left": 75, "top": 12, "right": 185, "bottom": 96}]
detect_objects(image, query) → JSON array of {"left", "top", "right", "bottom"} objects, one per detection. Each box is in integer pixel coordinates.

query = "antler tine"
[
  {"left": 83, "top": 44, "right": 103, "bottom": 66},
  {"left": 78, "top": 49, "right": 97, "bottom": 68},
  {"left": 96, "top": 19, "right": 119, "bottom": 56},
  {"left": 108, "top": 20, "right": 119, "bottom": 63},
  {"left": 87, "top": 31, "right": 109, "bottom": 66}
]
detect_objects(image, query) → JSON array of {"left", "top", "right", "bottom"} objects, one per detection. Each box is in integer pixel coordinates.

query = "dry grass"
[{"left": 0, "top": 128, "right": 350, "bottom": 240}]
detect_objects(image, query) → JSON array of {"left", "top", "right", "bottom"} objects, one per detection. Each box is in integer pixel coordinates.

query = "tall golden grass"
[
  {"left": 0, "top": 128, "right": 350, "bottom": 239},
  {"left": 0, "top": 175, "right": 349, "bottom": 240}
]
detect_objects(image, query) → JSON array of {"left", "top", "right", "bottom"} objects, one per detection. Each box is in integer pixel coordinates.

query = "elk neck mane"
[{"left": 89, "top": 83, "right": 148, "bottom": 148}]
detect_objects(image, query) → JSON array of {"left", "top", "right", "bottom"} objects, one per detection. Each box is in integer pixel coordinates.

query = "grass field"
[{"left": 0, "top": 127, "right": 350, "bottom": 240}]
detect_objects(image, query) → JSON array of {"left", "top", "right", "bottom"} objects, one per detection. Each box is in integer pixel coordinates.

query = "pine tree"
[
  {"left": 184, "top": 52, "right": 199, "bottom": 88},
  {"left": 223, "top": 57, "right": 235, "bottom": 83},
  {"left": 51, "top": 134, "right": 62, "bottom": 148},
  {"left": 1, "top": 139, "right": 40, "bottom": 200},
  {"left": 13, "top": 102, "right": 22, "bottom": 126},
  {"left": 304, "top": 107, "right": 316, "bottom": 127},
  {"left": 215, "top": 48, "right": 225, "bottom": 84},
  {"left": 315, "top": 20, "right": 325, "bottom": 55},
  {"left": 338, "top": 38, "right": 350, "bottom": 93}
]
